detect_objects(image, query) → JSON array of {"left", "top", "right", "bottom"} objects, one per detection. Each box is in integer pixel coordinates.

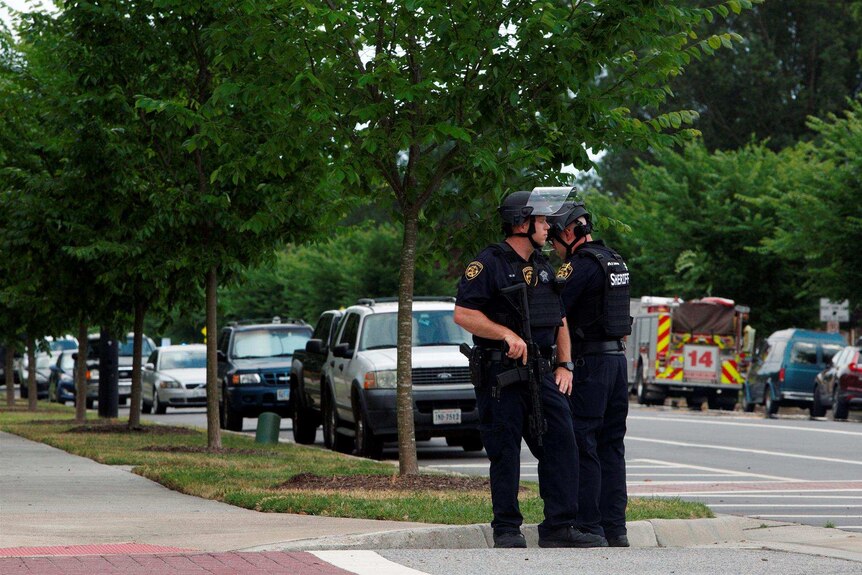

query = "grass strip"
[{"left": 0, "top": 401, "right": 713, "bottom": 524}]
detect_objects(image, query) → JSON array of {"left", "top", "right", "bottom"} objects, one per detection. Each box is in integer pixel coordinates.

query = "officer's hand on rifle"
[
  {"left": 554, "top": 367, "right": 572, "bottom": 395},
  {"left": 502, "top": 332, "right": 528, "bottom": 365}
]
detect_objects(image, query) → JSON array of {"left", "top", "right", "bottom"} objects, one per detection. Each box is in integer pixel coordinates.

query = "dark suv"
[{"left": 217, "top": 318, "right": 313, "bottom": 431}]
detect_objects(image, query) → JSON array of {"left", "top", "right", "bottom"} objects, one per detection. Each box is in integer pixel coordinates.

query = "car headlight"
[
  {"left": 157, "top": 378, "right": 181, "bottom": 389},
  {"left": 231, "top": 373, "right": 261, "bottom": 384},
  {"left": 364, "top": 370, "right": 397, "bottom": 389}
]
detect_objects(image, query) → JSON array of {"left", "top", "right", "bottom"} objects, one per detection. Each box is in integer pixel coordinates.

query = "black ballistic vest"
[
  {"left": 484, "top": 242, "right": 562, "bottom": 344},
  {"left": 570, "top": 243, "right": 632, "bottom": 341}
]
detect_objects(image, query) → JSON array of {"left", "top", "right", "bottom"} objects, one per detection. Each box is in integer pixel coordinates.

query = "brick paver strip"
[{"left": 0, "top": 552, "right": 359, "bottom": 574}]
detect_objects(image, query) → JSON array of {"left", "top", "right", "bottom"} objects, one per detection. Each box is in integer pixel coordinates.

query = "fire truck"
[{"left": 625, "top": 296, "right": 753, "bottom": 410}]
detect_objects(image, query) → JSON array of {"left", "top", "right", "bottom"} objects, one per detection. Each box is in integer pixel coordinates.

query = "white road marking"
[
  {"left": 709, "top": 504, "right": 862, "bottom": 508},
  {"left": 635, "top": 457, "right": 799, "bottom": 481},
  {"left": 752, "top": 514, "right": 862, "bottom": 519},
  {"left": 641, "top": 494, "right": 862, "bottom": 499},
  {"left": 625, "top": 473, "right": 734, "bottom": 477},
  {"left": 628, "top": 415, "right": 862, "bottom": 437},
  {"left": 628, "top": 480, "right": 787, "bottom": 486},
  {"left": 311, "top": 550, "right": 431, "bottom": 575},
  {"left": 637, "top": 489, "right": 862, "bottom": 497},
  {"left": 627, "top": 436, "right": 862, "bottom": 467}
]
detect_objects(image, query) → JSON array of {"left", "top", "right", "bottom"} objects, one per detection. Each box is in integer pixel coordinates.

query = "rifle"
[{"left": 496, "top": 282, "right": 548, "bottom": 446}]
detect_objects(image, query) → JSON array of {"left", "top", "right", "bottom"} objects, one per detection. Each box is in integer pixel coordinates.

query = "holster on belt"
[{"left": 460, "top": 343, "right": 485, "bottom": 389}]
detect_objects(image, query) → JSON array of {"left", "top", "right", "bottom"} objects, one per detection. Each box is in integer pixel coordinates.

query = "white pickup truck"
[{"left": 297, "top": 297, "right": 481, "bottom": 459}]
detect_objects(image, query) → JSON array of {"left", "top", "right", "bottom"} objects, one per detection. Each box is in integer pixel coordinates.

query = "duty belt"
[
  {"left": 573, "top": 340, "right": 626, "bottom": 356},
  {"left": 479, "top": 346, "right": 556, "bottom": 364}
]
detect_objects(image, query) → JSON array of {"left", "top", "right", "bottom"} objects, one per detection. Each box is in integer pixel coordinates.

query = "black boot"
[
  {"left": 538, "top": 526, "right": 608, "bottom": 548},
  {"left": 493, "top": 531, "right": 527, "bottom": 548},
  {"left": 607, "top": 534, "right": 630, "bottom": 547}
]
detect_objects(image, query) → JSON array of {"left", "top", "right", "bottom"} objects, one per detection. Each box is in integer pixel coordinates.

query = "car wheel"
[
  {"left": 832, "top": 387, "right": 850, "bottom": 421},
  {"left": 291, "top": 386, "right": 319, "bottom": 445},
  {"left": 142, "top": 388, "right": 152, "bottom": 414},
  {"left": 764, "top": 387, "right": 779, "bottom": 418},
  {"left": 810, "top": 384, "right": 827, "bottom": 418},
  {"left": 323, "top": 388, "right": 351, "bottom": 453},
  {"left": 636, "top": 369, "right": 664, "bottom": 406},
  {"left": 353, "top": 393, "right": 383, "bottom": 460},
  {"left": 153, "top": 388, "right": 167, "bottom": 415},
  {"left": 742, "top": 384, "right": 756, "bottom": 413},
  {"left": 222, "top": 386, "right": 243, "bottom": 431},
  {"left": 461, "top": 432, "right": 484, "bottom": 452}
]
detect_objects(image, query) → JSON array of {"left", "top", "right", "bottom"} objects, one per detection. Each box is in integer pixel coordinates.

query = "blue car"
[
  {"left": 743, "top": 329, "right": 846, "bottom": 417},
  {"left": 48, "top": 350, "right": 78, "bottom": 405}
]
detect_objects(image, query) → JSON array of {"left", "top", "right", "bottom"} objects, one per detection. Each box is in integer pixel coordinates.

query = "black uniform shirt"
[
  {"left": 560, "top": 240, "right": 606, "bottom": 340},
  {"left": 456, "top": 244, "right": 563, "bottom": 348}
]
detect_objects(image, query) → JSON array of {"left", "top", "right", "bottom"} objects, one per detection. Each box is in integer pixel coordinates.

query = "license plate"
[
  {"left": 276, "top": 388, "right": 290, "bottom": 401},
  {"left": 433, "top": 409, "right": 461, "bottom": 425}
]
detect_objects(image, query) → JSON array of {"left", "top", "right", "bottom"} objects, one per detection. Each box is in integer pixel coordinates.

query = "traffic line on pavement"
[
  {"left": 633, "top": 458, "right": 799, "bottom": 481},
  {"left": 643, "top": 493, "right": 862, "bottom": 499},
  {"left": 628, "top": 415, "right": 862, "bottom": 437},
  {"left": 626, "top": 436, "right": 862, "bottom": 467},
  {"left": 751, "top": 514, "right": 862, "bottom": 519},
  {"left": 311, "top": 551, "right": 431, "bottom": 575},
  {"left": 708, "top": 504, "right": 862, "bottom": 508}
]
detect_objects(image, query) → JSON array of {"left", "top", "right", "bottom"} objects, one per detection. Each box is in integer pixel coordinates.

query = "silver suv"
[{"left": 325, "top": 297, "right": 482, "bottom": 458}]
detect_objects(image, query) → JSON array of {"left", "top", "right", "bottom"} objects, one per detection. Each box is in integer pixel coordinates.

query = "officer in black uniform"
[
  {"left": 549, "top": 201, "right": 632, "bottom": 548},
  {"left": 454, "top": 190, "right": 607, "bottom": 549}
]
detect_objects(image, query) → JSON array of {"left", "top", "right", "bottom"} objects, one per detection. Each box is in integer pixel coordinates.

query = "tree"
[
  {"left": 761, "top": 99, "right": 862, "bottom": 315},
  {"left": 597, "top": 0, "right": 862, "bottom": 197},
  {"left": 231, "top": 0, "right": 758, "bottom": 474},
  {"left": 595, "top": 142, "right": 811, "bottom": 334}
]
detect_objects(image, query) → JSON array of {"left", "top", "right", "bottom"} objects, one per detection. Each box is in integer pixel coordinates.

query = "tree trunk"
[
  {"left": 27, "top": 336, "right": 36, "bottom": 411},
  {"left": 4, "top": 346, "right": 13, "bottom": 408},
  {"left": 128, "top": 300, "right": 146, "bottom": 429},
  {"left": 75, "top": 321, "right": 89, "bottom": 424},
  {"left": 396, "top": 209, "right": 419, "bottom": 475},
  {"left": 206, "top": 266, "right": 221, "bottom": 450}
]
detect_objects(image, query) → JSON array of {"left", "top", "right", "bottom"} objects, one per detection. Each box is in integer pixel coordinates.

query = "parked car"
[
  {"left": 19, "top": 352, "right": 54, "bottom": 399},
  {"left": 217, "top": 318, "right": 313, "bottom": 431},
  {"left": 15, "top": 335, "right": 77, "bottom": 385},
  {"left": 290, "top": 309, "right": 344, "bottom": 444},
  {"left": 77, "top": 333, "right": 156, "bottom": 408},
  {"left": 812, "top": 345, "right": 862, "bottom": 420},
  {"left": 48, "top": 349, "right": 78, "bottom": 404},
  {"left": 142, "top": 344, "right": 208, "bottom": 414},
  {"left": 743, "top": 329, "right": 846, "bottom": 417},
  {"left": 318, "top": 297, "right": 481, "bottom": 459}
]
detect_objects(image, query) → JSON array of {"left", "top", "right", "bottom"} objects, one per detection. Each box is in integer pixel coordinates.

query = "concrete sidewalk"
[{"left": 2, "top": 430, "right": 861, "bottom": 572}]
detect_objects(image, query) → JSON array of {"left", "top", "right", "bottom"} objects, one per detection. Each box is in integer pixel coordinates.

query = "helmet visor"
[{"left": 527, "top": 187, "right": 574, "bottom": 216}]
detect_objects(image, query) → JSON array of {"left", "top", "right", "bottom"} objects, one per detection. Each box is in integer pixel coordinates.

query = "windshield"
[
  {"left": 232, "top": 328, "right": 312, "bottom": 359},
  {"left": 359, "top": 310, "right": 472, "bottom": 351},
  {"left": 118, "top": 338, "right": 155, "bottom": 357},
  {"left": 49, "top": 340, "right": 77, "bottom": 351},
  {"left": 160, "top": 349, "right": 207, "bottom": 370}
]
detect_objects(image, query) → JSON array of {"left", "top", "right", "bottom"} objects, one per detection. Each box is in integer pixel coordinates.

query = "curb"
[{"left": 242, "top": 517, "right": 741, "bottom": 551}]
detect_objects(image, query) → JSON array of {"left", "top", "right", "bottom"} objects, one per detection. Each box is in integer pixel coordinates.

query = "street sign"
[{"left": 820, "top": 299, "right": 849, "bottom": 323}]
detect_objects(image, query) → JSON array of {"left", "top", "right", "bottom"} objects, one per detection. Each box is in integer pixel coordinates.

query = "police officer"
[
  {"left": 549, "top": 201, "right": 632, "bottom": 548},
  {"left": 454, "top": 189, "right": 607, "bottom": 549}
]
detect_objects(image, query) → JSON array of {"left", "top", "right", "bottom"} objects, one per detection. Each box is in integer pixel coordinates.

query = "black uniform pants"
[
  {"left": 570, "top": 352, "right": 629, "bottom": 539},
  {"left": 476, "top": 362, "right": 579, "bottom": 538}
]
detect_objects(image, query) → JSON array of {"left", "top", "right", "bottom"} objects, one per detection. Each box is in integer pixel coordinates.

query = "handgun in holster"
[{"left": 460, "top": 342, "right": 484, "bottom": 389}]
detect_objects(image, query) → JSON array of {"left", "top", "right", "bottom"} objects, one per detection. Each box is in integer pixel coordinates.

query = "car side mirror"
[
  {"left": 71, "top": 352, "right": 78, "bottom": 361},
  {"left": 305, "top": 339, "right": 324, "bottom": 355},
  {"left": 145, "top": 362, "right": 154, "bottom": 371},
  {"left": 216, "top": 350, "right": 226, "bottom": 362},
  {"left": 332, "top": 343, "right": 354, "bottom": 359}
]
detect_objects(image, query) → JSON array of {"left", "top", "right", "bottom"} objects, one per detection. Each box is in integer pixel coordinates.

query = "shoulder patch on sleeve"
[
  {"left": 464, "top": 261, "right": 484, "bottom": 280},
  {"left": 557, "top": 262, "right": 573, "bottom": 280}
]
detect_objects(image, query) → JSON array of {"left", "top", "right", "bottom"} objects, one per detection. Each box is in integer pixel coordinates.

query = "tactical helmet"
[
  {"left": 549, "top": 201, "right": 592, "bottom": 240},
  {"left": 498, "top": 191, "right": 534, "bottom": 227}
]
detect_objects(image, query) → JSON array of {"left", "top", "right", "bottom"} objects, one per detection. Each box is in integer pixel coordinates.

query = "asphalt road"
[{"left": 132, "top": 401, "right": 862, "bottom": 534}]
